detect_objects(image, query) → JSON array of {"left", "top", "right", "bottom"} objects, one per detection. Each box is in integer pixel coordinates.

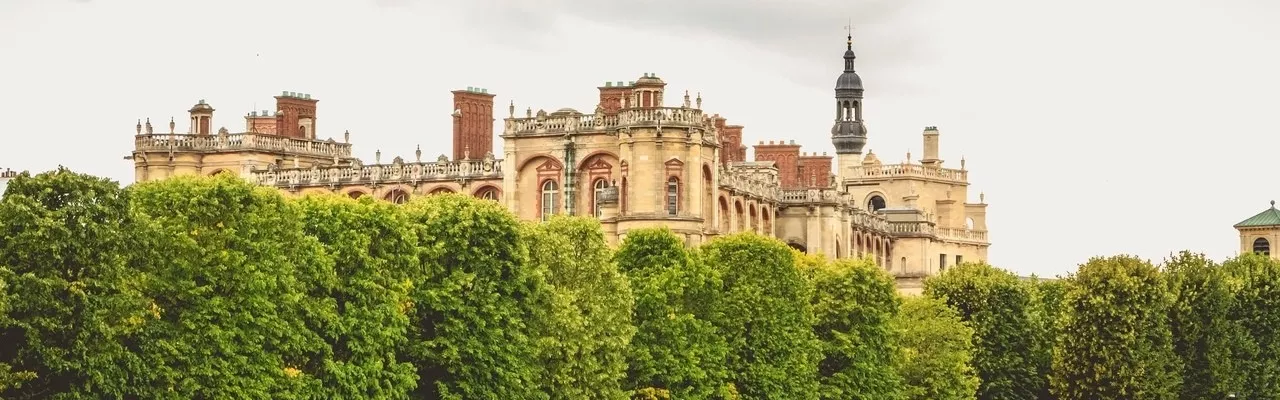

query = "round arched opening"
[{"left": 1254, "top": 237, "right": 1271, "bottom": 256}]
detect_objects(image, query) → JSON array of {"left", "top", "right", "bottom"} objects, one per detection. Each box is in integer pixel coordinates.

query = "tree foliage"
[
  {"left": 892, "top": 296, "right": 979, "bottom": 400},
  {"left": 128, "top": 173, "right": 336, "bottom": 398},
  {"left": 525, "top": 216, "right": 635, "bottom": 400},
  {"left": 614, "top": 227, "right": 733, "bottom": 400},
  {"left": 1027, "top": 277, "right": 1067, "bottom": 400},
  {"left": 925, "top": 262, "right": 1043, "bottom": 400},
  {"left": 1221, "top": 252, "right": 1280, "bottom": 398},
  {"left": 295, "top": 194, "right": 419, "bottom": 399},
  {"left": 0, "top": 168, "right": 151, "bottom": 399},
  {"left": 1163, "top": 251, "right": 1243, "bottom": 400},
  {"left": 799, "top": 253, "right": 903, "bottom": 400},
  {"left": 700, "top": 233, "right": 821, "bottom": 399},
  {"left": 1051, "top": 255, "right": 1181, "bottom": 400},
  {"left": 400, "top": 193, "right": 546, "bottom": 400}
]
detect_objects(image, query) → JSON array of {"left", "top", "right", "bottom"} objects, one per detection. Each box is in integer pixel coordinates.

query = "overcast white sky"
[{"left": 2, "top": 0, "right": 1278, "bottom": 277}]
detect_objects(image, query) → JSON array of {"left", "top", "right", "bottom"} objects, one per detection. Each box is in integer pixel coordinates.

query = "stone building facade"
[
  {"left": 126, "top": 37, "right": 991, "bottom": 294},
  {"left": 1235, "top": 201, "right": 1280, "bottom": 257}
]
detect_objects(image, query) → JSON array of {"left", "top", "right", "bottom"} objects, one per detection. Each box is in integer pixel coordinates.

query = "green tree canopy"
[
  {"left": 700, "top": 233, "right": 821, "bottom": 399},
  {"left": 295, "top": 194, "right": 419, "bottom": 399},
  {"left": 1221, "top": 252, "right": 1280, "bottom": 398},
  {"left": 401, "top": 193, "right": 546, "bottom": 400},
  {"left": 1051, "top": 255, "right": 1182, "bottom": 400},
  {"left": 924, "top": 262, "right": 1043, "bottom": 400},
  {"left": 128, "top": 173, "right": 335, "bottom": 398},
  {"left": 1027, "top": 277, "right": 1067, "bottom": 400},
  {"left": 614, "top": 228, "right": 732, "bottom": 399},
  {"left": 892, "top": 296, "right": 979, "bottom": 400},
  {"left": 799, "top": 253, "right": 903, "bottom": 400},
  {"left": 0, "top": 168, "right": 150, "bottom": 399},
  {"left": 1163, "top": 251, "right": 1244, "bottom": 399},
  {"left": 525, "top": 216, "right": 634, "bottom": 400}
]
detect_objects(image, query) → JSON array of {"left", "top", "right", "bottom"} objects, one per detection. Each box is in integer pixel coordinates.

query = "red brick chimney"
[
  {"left": 754, "top": 140, "right": 802, "bottom": 188},
  {"left": 451, "top": 87, "right": 496, "bottom": 160},
  {"left": 274, "top": 91, "right": 318, "bottom": 139}
]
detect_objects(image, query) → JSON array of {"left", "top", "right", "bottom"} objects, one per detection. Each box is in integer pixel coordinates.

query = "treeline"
[{"left": 0, "top": 168, "right": 1277, "bottom": 399}]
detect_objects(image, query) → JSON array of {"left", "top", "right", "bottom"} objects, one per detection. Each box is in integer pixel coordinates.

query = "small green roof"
[{"left": 1235, "top": 200, "right": 1280, "bottom": 228}]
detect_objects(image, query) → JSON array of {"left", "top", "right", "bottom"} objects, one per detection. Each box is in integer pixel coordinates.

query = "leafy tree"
[
  {"left": 0, "top": 274, "right": 37, "bottom": 392},
  {"left": 614, "top": 228, "right": 732, "bottom": 399},
  {"left": 0, "top": 168, "right": 151, "bottom": 399},
  {"left": 1221, "top": 252, "right": 1280, "bottom": 398},
  {"left": 295, "top": 194, "right": 419, "bottom": 399},
  {"left": 401, "top": 193, "right": 546, "bottom": 400},
  {"left": 892, "top": 296, "right": 979, "bottom": 400},
  {"left": 128, "top": 173, "right": 335, "bottom": 398},
  {"left": 1050, "top": 255, "right": 1182, "bottom": 400},
  {"left": 798, "top": 253, "right": 902, "bottom": 400},
  {"left": 524, "top": 216, "right": 634, "bottom": 399},
  {"left": 1163, "top": 251, "right": 1243, "bottom": 400},
  {"left": 1027, "top": 276, "right": 1068, "bottom": 400},
  {"left": 925, "top": 263, "right": 1043, "bottom": 400},
  {"left": 700, "top": 233, "right": 821, "bottom": 399}
]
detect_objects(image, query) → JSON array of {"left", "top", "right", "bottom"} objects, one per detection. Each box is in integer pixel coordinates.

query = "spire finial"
[
  {"left": 844, "top": 20, "right": 853, "bottom": 50},
  {"left": 1272, "top": 200, "right": 1276, "bottom": 208}
]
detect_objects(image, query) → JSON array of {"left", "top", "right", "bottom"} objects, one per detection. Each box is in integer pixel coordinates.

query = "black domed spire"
[
  {"left": 835, "top": 30, "right": 862, "bottom": 91},
  {"left": 832, "top": 30, "right": 867, "bottom": 155}
]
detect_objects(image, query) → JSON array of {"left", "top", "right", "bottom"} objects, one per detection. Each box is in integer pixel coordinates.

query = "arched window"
[
  {"left": 867, "top": 195, "right": 886, "bottom": 212},
  {"left": 541, "top": 180, "right": 559, "bottom": 221},
  {"left": 666, "top": 177, "right": 679, "bottom": 216},
  {"left": 476, "top": 187, "right": 498, "bottom": 201},
  {"left": 385, "top": 189, "right": 409, "bottom": 205},
  {"left": 1254, "top": 237, "right": 1271, "bottom": 256},
  {"left": 347, "top": 191, "right": 366, "bottom": 199},
  {"left": 593, "top": 178, "right": 608, "bottom": 217}
]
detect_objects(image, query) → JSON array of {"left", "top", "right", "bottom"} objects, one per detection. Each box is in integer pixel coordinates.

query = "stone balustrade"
[
  {"left": 779, "top": 188, "right": 847, "bottom": 204},
  {"left": 847, "top": 163, "right": 967, "bottom": 182},
  {"left": 720, "top": 166, "right": 781, "bottom": 201},
  {"left": 935, "top": 226, "right": 989, "bottom": 243},
  {"left": 504, "top": 107, "right": 707, "bottom": 135},
  {"left": 851, "top": 209, "right": 890, "bottom": 232},
  {"left": 249, "top": 159, "right": 502, "bottom": 187},
  {"left": 135, "top": 133, "right": 353, "bottom": 159},
  {"left": 887, "top": 220, "right": 935, "bottom": 236}
]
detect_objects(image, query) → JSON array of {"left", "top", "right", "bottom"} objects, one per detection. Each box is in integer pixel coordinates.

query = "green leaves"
[
  {"left": 616, "top": 228, "right": 731, "bottom": 400},
  {"left": 700, "top": 233, "right": 822, "bottom": 400},
  {"left": 1050, "top": 255, "right": 1182, "bottom": 400},
  {"left": 0, "top": 167, "right": 150, "bottom": 399},
  {"left": 925, "top": 263, "right": 1044, "bottom": 400},
  {"left": 803, "top": 254, "right": 903, "bottom": 400},
  {"left": 401, "top": 193, "right": 546, "bottom": 400},
  {"left": 525, "top": 216, "right": 635, "bottom": 400},
  {"left": 128, "top": 173, "right": 334, "bottom": 398},
  {"left": 892, "top": 296, "right": 979, "bottom": 400}
]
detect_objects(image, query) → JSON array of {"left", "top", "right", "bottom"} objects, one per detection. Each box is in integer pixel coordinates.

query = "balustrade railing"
[
  {"left": 847, "top": 163, "right": 967, "bottom": 182},
  {"left": 887, "top": 220, "right": 935, "bottom": 235},
  {"left": 505, "top": 107, "right": 707, "bottom": 135},
  {"left": 249, "top": 159, "right": 503, "bottom": 187},
  {"left": 935, "top": 226, "right": 989, "bottom": 242},
  {"left": 720, "top": 167, "right": 781, "bottom": 201},
  {"left": 134, "top": 133, "right": 352, "bottom": 158}
]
